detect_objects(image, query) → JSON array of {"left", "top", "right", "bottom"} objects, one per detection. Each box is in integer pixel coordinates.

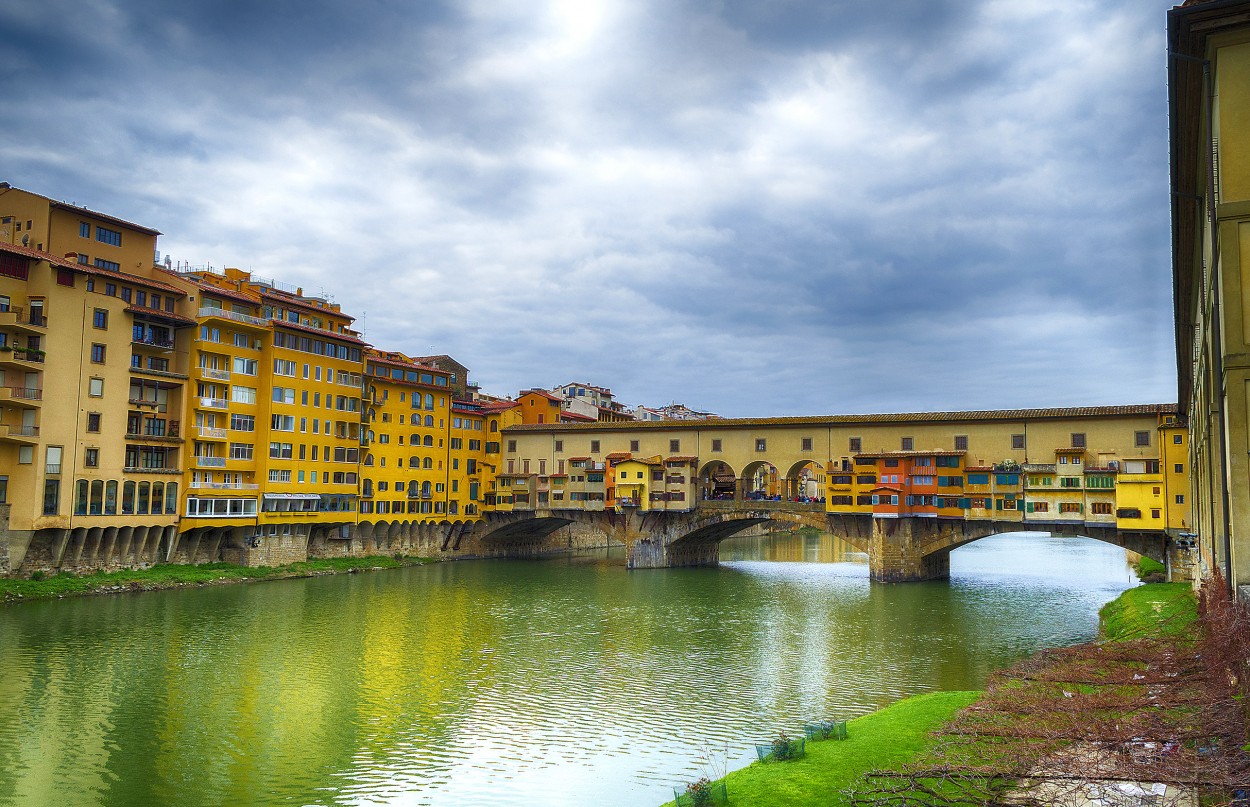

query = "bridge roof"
[
  {"left": 855, "top": 450, "right": 965, "bottom": 459},
  {"left": 502, "top": 404, "right": 1178, "bottom": 432}
]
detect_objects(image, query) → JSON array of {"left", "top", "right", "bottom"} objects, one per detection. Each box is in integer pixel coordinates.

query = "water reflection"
[{"left": 0, "top": 532, "right": 1135, "bottom": 807}]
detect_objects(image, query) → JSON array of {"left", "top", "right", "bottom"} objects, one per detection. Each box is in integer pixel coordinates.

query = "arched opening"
[
  {"left": 739, "top": 460, "right": 780, "bottom": 500},
  {"left": 784, "top": 460, "right": 823, "bottom": 502},
  {"left": 698, "top": 461, "right": 736, "bottom": 500}
]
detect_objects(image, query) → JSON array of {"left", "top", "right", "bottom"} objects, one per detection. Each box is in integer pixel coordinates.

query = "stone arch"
[
  {"left": 697, "top": 460, "right": 736, "bottom": 501},
  {"left": 784, "top": 459, "right": 823, "bottom": 501},
  {"left": 738, "top": 460, "right": 781, "bottom": 500}
]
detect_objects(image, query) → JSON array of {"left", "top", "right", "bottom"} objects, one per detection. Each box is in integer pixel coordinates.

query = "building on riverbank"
[
  {"left": 0, "top": 188, "right": 194, "bottom": 570},
  {"left": 1168, "top": 0, "right": 1250, "bottom": 594}
]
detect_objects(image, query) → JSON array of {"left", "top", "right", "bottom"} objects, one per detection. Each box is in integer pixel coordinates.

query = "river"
[{"left": 0, "top": 531, "right": 1137, "bottom": 807}]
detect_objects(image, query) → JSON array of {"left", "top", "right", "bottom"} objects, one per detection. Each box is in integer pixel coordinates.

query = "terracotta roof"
[
  {"left": 503, "top": 404, "right": 1179, "bottom": 433},
  {"left": 567, "top": 456, "right": 591, "bottom": 462},
  {"left": 164, "top": 272, "right": 262, "bottom": 307},
  {"left": 855, "top": 450, "right": 966, "bottom": 458},
  {"left": 478, "top": 401, "right": 519, "bottom": 414},
  {"left": 272, "top": 318, "right": 369, "bottom": 346},
  {"left": 605, "top": 451, "right": 632, "bottom": 460},
  {"left": 666, "top": 456, "right": 698, "bottom": 463},
  {"left": 12, "top": 246, "right": 188, "bottom": 295},
  {"left": 1054, "top": 447, "right": 1088, "bottom": 454},
  {"left": 619, "top": 455, "right": 663, "bottom": 466},
  {"left": 560, "top": 411, "right": 596, "bottom": 422},
  {"left": 521, "top": 389, "right": 563, "bottom": 403},
  {"left": 871, "top": 485, "right": 903, "bottom": 493},
  {"left": 257, "top": 286, "right": 355, "bottom": 321},
  {"left": 366, "top": 353, "right": 445, "bottom": 375},
  {"left": 124, "top": 306, "right": 198, "bottom": 326},
  {"left": 42, "top": 199, "right": 161, "bottom": 236}
]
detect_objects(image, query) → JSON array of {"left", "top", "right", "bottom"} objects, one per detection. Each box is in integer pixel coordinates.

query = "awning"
[{"left": 263, "top": 493, "right": 321, "bottom": 501}]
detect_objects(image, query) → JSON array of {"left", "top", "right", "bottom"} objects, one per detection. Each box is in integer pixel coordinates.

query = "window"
[
  {"left": 1173, "top": 434, "right": 1183, "bottom": 444},
  {"left": 1175, "top": 494, "right": 1185, "bottom": 504},
  {"left": 901, "top": 437, "right": 914, "bottom": 451},
  {"left": 711, "top": 439, "right": 722, "bottom": 452},
  {"left": 630, "top": 440, "right": 640, "bottom": 452},
  {"left": 230, "top": 443, "right": 254, "bottom": 460},
  {"left": 96, "top": 226, "right": 122, "bottom": 246},
  {"left": 57, "top": 269, "right": 74, "bottom": 286},
  {"left": 271, "top": 414, "right": 295, "bottom": 431},
  {"left": 233, "top": 357, "right": 257, "bottom": 375},
  {"left": 84, "top": 448, "right": 99, "bottom": 468},
  {"left": 274, "top": 359, "right": 296, "bottom": 376},
  {"left": 120, "top": 287, "right": 131, "bottom": 303},
  {"left": 590, "top": 440, "right": 600, "bottom": 453},
  {"left": 95, "top": 259, "right": 120, "bottom": 272},
  {"left": 231, "top": 386, "right": 257, "bottom": 405},
  {"left": 1091, "top": 502, "right": 1113, "bottom": 515},
  {"left": 92, "top": 309, "right": 108, "bottom": 329},
  {"left": 79, "top": 222, "right": 91, "bottom": 238},
  {"left": 554, "top": 440, "right": 563, "bottom": 452},
  {"left": 86, "top": 412, "right": 101, "bottom": 432},
  {"left": 801, "top": 437, "right": 812, "bottom": 451},
  {"left": 954, "top": 435, "right": 968, "bottom": 451},
  {"left": 269, "top": 442, "right": 293, "bottom": 459},
  {"left": 272, "top": 387, "right": 295, "bottom": 404},
  {"left": 1011, "top": 434, "right": 1025, "bottom": 450},
  {"left": 43, "top": 479, "right": 60, "bottom": 515},
  {"left": 88, "top": 377, "right": 104, "bottom": 397},
  {"left": 90, "top": 343, "right": 106, "bottom": 363},
  {"left": 755, "top": 439, "right": 766, "bottom": 452},
  {"left": 1151, "top": 508, "right": 1161, "bottom": 519},
  {"left": 1134, "top": 430, "right": 1150, "bottom": 447},
  {"left": 1071, "top": 433, "right": 1086, "bottom": 448},
  {"left": 230, "top": 413, "right": 255, "bottom": 431},
  {"left": 507, "top": 439, "right": 517, "bottom": 453},
  {"left": 850, "top": 437, "right": 862, "bottom": 453}
]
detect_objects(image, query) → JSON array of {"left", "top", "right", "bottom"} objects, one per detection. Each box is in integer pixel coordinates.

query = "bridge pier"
[{"left": 869, "top": 518, "right": 945, "bottom": 582}]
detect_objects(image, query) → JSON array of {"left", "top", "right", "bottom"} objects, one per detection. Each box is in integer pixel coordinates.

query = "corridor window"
[
  {"left": 755, "top": 439, "right": 766, "bottom": 452},
  {"left": 901, "top": 437, "right": 914, "bottom": 451},
  {"left": 1134, "top": 430, "right": 1150, "bottom": 447}
]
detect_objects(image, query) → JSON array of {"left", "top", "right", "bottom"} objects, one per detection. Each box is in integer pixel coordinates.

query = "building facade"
[{"left": 1169, "top": 0, "right": 1250, "bottom": 592}]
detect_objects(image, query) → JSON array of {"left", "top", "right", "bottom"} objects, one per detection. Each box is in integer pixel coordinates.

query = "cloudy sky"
[{"left": 1, "top": 0, "right": 1179, "bottom": 417}]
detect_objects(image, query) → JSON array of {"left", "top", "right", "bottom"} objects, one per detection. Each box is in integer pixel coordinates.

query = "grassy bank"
[
  {"left": 661, "top": 691, "right": 980, "bottom": 807},
  {"left": 0, "top": 555, "right": 435, "bottom": 604},
  {"left": 1098, "top": 581, "right": 1197, "bottom": 641},
  {"left": 661, "top": 583, "right": 1200, "bottom": 806}
]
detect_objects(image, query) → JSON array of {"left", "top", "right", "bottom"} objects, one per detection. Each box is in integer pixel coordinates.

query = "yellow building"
[
  {"left": 1169, "top": 0, "right": 1250, "bottom": 591},
  {"left": 0, "top": 187, "right": 195, "bottom": 571},
  {"left": 163, "top": 268, "right": 366, "bottom": 563}
]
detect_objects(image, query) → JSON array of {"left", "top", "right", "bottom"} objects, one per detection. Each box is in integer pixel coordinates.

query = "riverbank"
[
  {"left": 0, "top": 555, "right": 436, "bottom": 604},
  {"left": 663, "top": 581, "right": 1202, "bottom": 807},
  {"left": 661, "top": 691, "right": 980, "bottom": 807}
]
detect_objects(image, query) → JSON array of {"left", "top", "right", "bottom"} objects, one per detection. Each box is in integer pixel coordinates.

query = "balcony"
[
  {"left": 0, "top": 424, "right": 39, "bottom": 443},
  {"left": 196, "top": 456, "right": 227, "bottom": 468},
  {"left": 123, "top": 466, "right": 181, "bottom": 474},
  {"left": 0, "top": 347, "right": 45, "bottom": 366},
  {"left": 198, "top": 366, "right": 230, "bottom": 381},
  {"left": 1022, "top": 463, "right": 1057, "bottom": 473},
  {"left": 132, "top": 335, "right": 176, "bottom": 351},
  {"left": 199, "top": 397, "right": 229, "bottom": 410},
  {"left": 0, "top": 307, "right": 47, "bottom": 334},
  {"left": 198, "top": 307, "right": 268, "bottom": 328},
  {"left": 189, "top": 480, "right": 260, "bottom": 490},
  {"left": 45, "top": 463, "right": 60, "bottom": 475},
  {"left": 198, "top": 426, "right": 228, "bottom": 440},
  {"left": 0, "top": 386, "right": 41, "bottom": 407}
]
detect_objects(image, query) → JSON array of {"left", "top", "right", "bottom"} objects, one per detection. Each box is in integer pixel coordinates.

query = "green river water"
[{"left": 0, "top": 531, "right": 1137, "bottom": 806}]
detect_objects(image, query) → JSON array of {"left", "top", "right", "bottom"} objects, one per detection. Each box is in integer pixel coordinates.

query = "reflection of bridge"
[{"left": 473, "top": 500, "right": 1169, "bottom": 582}]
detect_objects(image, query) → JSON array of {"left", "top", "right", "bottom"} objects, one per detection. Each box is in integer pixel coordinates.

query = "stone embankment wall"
[{"left": 2, "top": 513, "right": 619, "bottom": 578}]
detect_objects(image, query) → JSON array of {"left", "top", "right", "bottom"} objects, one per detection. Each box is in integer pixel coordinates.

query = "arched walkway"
[
  {"left": 784, "top": 460, "right": 822, "bottom": 502},
  {"left": 698, "top": 461, "right": 736, "bottom": 501},
  {"left": 738, "top": 460, "right": 780, "bottom": 500}
]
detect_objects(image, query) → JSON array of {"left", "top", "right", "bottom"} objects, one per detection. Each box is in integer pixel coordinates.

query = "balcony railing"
[
  {"left": 196, "top": 456, "right": 227, "bottom": 467},
  {"left": 198, "top": 367, "right": 230, "bottom": 381},
  {"left": 1, "top": 424, "right": 39, "bottom": 438},
  {"left": 45, "top": 463, "right": 61, "bottom": 475},
  {"left": 200, "top": 397, "right": 229, "bottom": 409},
  {"left": 0, "top": 306, "right": 46, "bottom": 329},
  {"left": 132, "top": 335, "right": 176, "bottom": 350},
  {"left": 189, "top": 481, "right": 260, "bottom": 490},
  {"left": 198, "top": 426, "right": 227, "bottom": 439},
  {"left": 198, "top": 307, "right": 268, "bottom": 327},
  {"left": 1, "top": 386, "right": 41, "bottom": 400}
]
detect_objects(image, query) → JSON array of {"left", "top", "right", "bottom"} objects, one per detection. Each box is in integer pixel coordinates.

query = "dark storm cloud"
[{"left": 0, "top": 0, "right": 1180, "bottom": 416}]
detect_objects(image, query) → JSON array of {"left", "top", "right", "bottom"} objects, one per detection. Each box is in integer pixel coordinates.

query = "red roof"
[
  {"left": 605, "top": 451, "right": 632, "bottom": 460},
  {"left": 560, "top": 411, "right": 596, "bottom": 422},
  {"left": 162, "top": 271, "right": 261, "bottom": 307},
  {"left": 272, "top": 318, "right": 369, "bottom": 346},
  {"left": 521, "top": 389, "right": 563, "bottom": 404}
]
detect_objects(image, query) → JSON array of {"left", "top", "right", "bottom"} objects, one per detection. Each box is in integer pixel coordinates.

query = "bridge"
[{"left": 468, "top": 500, "right": 1171, "bottom": 582}]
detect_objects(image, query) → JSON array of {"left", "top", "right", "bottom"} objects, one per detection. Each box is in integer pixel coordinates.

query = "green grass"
[
  {"left": 1133, "top": 555, "right": 1167, "bottom": 581},
  {"left": 660, "top": 691, "right": 980, "bottom": 807},
  {"left": 1, "top": 555, "right": 434, "bottom": 603},
  {"left": 1098, "top": 582, "right": 1197, "bottom": 641}
]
